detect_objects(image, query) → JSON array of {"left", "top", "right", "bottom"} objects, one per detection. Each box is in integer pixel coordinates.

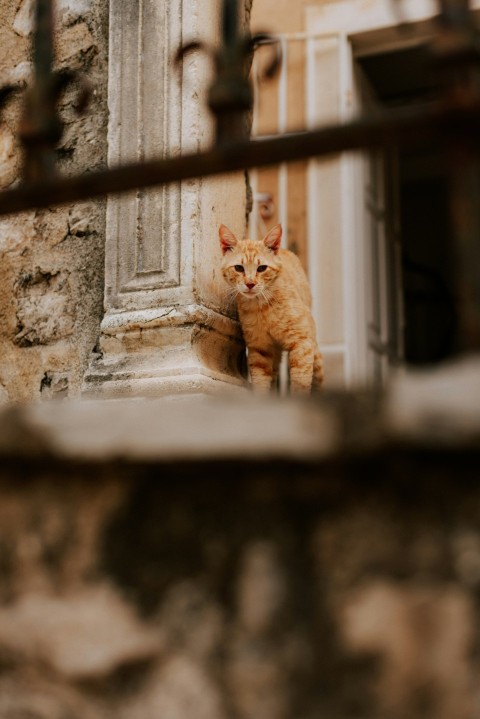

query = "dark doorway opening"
[{"left": 358, "top": 43, "right": 458, "bottom": 365}]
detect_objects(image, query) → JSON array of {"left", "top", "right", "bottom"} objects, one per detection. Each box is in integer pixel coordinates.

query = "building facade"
[
  {"left": 1, "top": 0, "right": 479, "bottom": 400},
  {"left": 251, "top": 0, "right": 480, "bottom": 388}
]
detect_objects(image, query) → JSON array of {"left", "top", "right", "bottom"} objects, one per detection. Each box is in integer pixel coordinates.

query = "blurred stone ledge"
[
  {"left": 0, "top": 357, "right": 479, "bottom": 719},
  {"left": 0, "top": 355, "right": 479, "bottom": 464}
]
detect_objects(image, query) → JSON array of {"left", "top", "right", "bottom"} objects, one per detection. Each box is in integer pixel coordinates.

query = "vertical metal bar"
[
  {"left": 249, "top": 56, "right": 259, "bottom": 240},
  {"left": 248, "top": 55, "right": 260, "bottom": 240},
  {"left": 22, "top": 0, "right": 57, "bottom": 181},
  {"left": 306, "top": 35, "right": 322, "bottom": 351},
  {"left": 277, "top": 36, "right": 289, "bottom": 393},
  {"left": 222, "top": 0, "right": 239, "bottom": 46},
  {"left": 339, "top": 32, "right": 358, "bottom": 387},
  {"left": 277, "top": 166, "right": 288, "bottom": 238},
  {"left": 248, "top": 171, "right": 258, "bottom": 238},
  {"left": 278, "top": 39, "right": 288, "bottom": 135},
  {"left": 251, "top": 54, "right": 259, "bottom": 138},
  {"left": 211, "top": 0, "right": 250, "bottom": 145},
  {"left": 34, "top": 0, "right": 54, "bottom": 80},
  {"left": 278, "top": 38, "right": 288, "bottom": 248}
]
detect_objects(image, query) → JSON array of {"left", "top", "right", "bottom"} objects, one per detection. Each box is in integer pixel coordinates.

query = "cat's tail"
[{"left": 312, "top": 350, "right": 324, "bottom": 390}]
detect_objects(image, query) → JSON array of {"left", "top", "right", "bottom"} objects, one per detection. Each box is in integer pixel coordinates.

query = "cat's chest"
[{"left": 237, "top": 300, "right": 285, "bottom": 342}]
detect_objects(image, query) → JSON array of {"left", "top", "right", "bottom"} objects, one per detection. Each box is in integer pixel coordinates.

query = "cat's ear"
[
  {"left": 219, "top": 225, "right": 238, "bottom": 254},
  {"left": 263, "top": 224, "right": 282, "bottom": 254}
]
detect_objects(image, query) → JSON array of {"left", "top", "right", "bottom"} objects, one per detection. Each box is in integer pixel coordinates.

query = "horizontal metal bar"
[
  {"left": 264, "top": 31, "right": 342, "bottom": 41},
  {"left": 0, "top": 98, "right": 479, "bottom": 217}
]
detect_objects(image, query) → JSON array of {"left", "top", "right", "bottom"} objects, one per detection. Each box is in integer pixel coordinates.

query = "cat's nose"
[{"left": 246, "top": 282, "right": 255, "bottom": 290}]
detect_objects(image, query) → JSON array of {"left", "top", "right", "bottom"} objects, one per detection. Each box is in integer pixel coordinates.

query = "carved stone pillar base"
[
  {"left": 85, "top": 0, "right": 250, "bottom": 400},
  {"left": 83, "top": 305, "right": 246, "bottom": 399}
]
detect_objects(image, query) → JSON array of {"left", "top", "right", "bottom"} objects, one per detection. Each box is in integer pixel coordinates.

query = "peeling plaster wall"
[{"left": 0, "top": 0, "right": 108, "bottom": 402}]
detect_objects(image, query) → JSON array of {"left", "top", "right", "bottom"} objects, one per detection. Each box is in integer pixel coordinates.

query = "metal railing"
[{"left": 0, "top": 0, "right": 479, "bottom": 350}]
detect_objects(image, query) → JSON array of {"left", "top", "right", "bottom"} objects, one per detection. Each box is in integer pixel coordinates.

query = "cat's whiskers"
[
  {"left": 226, "top": 286, "right": 239, "bottom": 299},
  {"left": 224, "top": 285, "right": 241, "bottom": 309},
  {"left": 259, "top": 287, "right": 269, "bottom": 305},
  {"left": 260, "top": 286, "right": 274, "bottom": 307}
]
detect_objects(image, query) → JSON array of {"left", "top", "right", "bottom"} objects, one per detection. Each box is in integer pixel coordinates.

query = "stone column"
[{"left": 83, "top": 0, "right": 247, "bottom": 399}]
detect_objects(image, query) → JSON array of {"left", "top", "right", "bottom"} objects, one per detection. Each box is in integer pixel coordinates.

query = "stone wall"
[
  {"left": 0, "top": 0, "right": 109, "bottom": 402},
  {"left": 0, "top": 360, "right": 479, "bottom": 719},
  {"left": 0, "top": 0, "right": 254, "bottom": 403}
]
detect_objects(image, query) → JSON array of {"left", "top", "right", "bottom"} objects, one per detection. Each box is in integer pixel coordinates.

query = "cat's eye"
[
  {"left": 234, "top": 265, "right": 245, "bottom": 273},
  {"left": 257, "top": 265, "right": 268, "bottom": 273}
]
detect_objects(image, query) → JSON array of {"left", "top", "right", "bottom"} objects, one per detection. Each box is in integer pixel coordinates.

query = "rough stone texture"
[
  {"left": 0, "top": 0, "right": 108, "bottom": 402},
  {"left": 0, "top": 0, "right": 257, "bottom": 405},
  {"left": 14, "top": 0, "right": 93, "bottom": 36},
  {"left": 0, "top": 362, "right": 479, "bottom": 718},
  {"left": 14, "top": 268, "right": 75, "bottom": 347}
]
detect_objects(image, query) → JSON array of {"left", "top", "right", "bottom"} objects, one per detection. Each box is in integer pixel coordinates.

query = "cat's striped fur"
[{"left": 220, "top": 224, "right": 324, "bottom": 393}]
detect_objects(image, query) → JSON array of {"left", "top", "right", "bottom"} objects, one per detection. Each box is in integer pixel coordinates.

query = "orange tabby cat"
[{"left": 219, "top": 223, "right": 324, "bottom": 393}]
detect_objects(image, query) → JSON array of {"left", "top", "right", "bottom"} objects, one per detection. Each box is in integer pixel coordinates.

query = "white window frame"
[{"left": 305, "top": 0, "right": 480, "bottom": 387}]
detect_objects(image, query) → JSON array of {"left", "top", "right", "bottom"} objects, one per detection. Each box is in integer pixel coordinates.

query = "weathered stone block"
[
  {"left": 0, "top": 126, "right": 16, "bottom": 189},
  {"left": 14, "top": 0, "right": 93, "bottom": 37},
  {"left": 14, "top": 269, "right": 74, "bottom": 346}
]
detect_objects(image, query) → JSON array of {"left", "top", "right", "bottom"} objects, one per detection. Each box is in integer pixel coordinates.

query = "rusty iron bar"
[
  {"left": 33, "top": 0, "right": 54, "bottom": 77},
  {"left": 177, "top": 0, "right": 276, "bottom": 146},
  {"left": 222, "top": 0, "right": 239, "bottom": 44},
  {"left": 20, "top": 0, "right": 58, "bottom": 182},
  {"left": 0, "top": 97, "right": 480, "bottom": 218},
  {"left": 14, "top": 0, "right": 89, "bottom": 184},
  {"left": 208, "top": 0, "right": 252, "bottom": 144}
]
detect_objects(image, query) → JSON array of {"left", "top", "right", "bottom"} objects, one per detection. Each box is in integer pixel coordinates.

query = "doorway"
[{"left": 358, "top": 43, "right": 458, "bottom": 367}]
